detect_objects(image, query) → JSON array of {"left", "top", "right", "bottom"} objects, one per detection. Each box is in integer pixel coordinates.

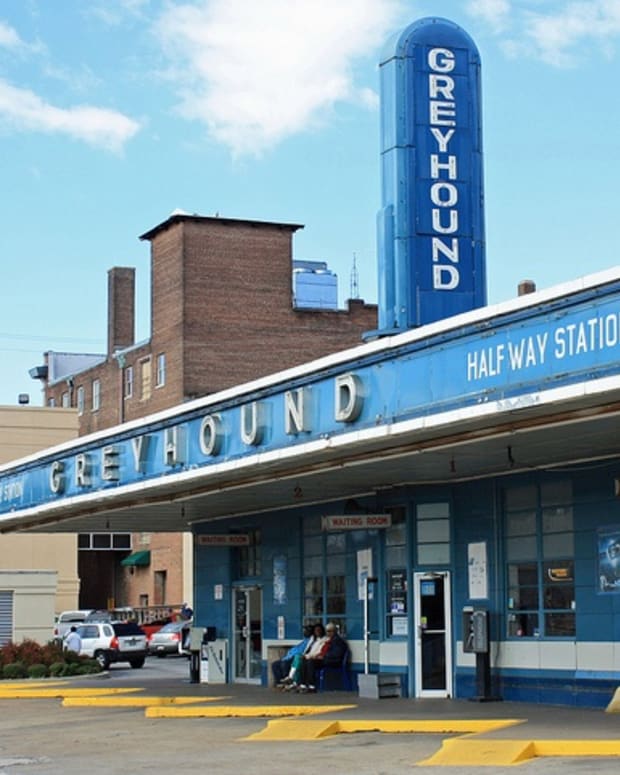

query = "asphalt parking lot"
[{"left": 0, "top": 657, "right": 619, "bottom": 774}]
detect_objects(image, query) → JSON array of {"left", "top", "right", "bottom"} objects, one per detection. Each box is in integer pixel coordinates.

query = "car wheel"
[
  {"left": 156, "top": 652, "right": 166, "bottom": 658},
  {"left": 130, "top": 657, "right": 145, "bottom": 669},
  {"left": 95, "top": 650, "right": 110, "bottom": 670}
]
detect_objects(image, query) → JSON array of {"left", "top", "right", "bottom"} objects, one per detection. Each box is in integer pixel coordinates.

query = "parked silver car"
[
  {"left": 148, "top": 619, "right": 192, "bottom": 657},
  {"left": 77, "top": 621, "right": 148, "bottom": 669}
]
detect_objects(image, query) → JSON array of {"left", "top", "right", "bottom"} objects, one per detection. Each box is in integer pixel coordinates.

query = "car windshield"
[
  {"left": 158, "top": 621, "right": 188, "bottom": 633},
  {"left": 85, "top": 610, "right": 113, "bottom": 622},
  {"left": 60, "top": 612, "right": 88, "bottom": 622}
]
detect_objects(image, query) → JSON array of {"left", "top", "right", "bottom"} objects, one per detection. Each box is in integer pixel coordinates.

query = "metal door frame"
[
  {"left": 413, "top": 571, "right": 453, "bottom": 698},
  {"left": 232, "top": 585, "right": 262, "bottom": 684}
]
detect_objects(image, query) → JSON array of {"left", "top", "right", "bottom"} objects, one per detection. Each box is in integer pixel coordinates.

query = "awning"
[{"left": 120, "top": 550, "right": 151, "bottom": 567}]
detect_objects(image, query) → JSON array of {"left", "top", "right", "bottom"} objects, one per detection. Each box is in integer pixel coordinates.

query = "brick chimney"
[{"left": 107, "top": 267, "right": 135, "bottom": 355}]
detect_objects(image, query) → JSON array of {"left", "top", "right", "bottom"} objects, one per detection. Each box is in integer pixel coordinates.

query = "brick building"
[{"left": 32, "top": 213, "right": 377, "bottom": 612}]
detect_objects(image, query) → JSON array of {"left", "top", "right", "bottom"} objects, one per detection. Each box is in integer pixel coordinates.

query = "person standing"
[{"left": 63, "top": 626, "right": 82, "bottom": 654}]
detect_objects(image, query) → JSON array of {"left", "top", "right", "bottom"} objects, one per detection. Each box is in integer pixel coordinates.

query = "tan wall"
[
  {"left": 0, "top": 406, "right": 79, "bottom": 615},
  {"left": 0, "top": 571, "right": 58, "bottom": 644}
]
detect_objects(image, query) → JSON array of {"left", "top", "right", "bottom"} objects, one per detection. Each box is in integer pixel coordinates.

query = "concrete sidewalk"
[
  {"left": 100, "top": 678, "right": 620, "bottom": 765},
  {"left": 1, "top": 673, "right": 619, "bottom": 769},
  {"left": 39, "top": 669, "right": 619, "bottom": 732}
]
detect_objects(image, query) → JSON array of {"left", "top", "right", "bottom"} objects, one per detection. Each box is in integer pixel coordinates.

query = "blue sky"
[{"left": 1, "top": 0, "right": 620, "bottom": 407}]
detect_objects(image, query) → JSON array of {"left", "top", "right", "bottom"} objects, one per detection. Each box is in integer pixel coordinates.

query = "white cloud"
[
  {"left": 466, "top": 0, "right": 620, "bottom": 67},
  {"left": 153, "top": 0, "right": 404, "bottom": 157},
  {"left": 466, "top": 0, "right": 512, "bottom": 32},
  {"left": 87, "top": 0, "right": 151, "bottom": 26},
  {"left": 523, "top": 0, "right": 620, "bottom": 66},
  {"left": 0, "top": 79, "right": 141, "bottom": 152},
  {"left": 0, "top": 20, "right": 25, "bottom": 50}
]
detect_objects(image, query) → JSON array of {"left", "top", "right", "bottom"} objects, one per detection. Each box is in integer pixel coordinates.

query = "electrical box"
[
  {"left": 189, "top": 626, "right": 205, "bottom": 651},
  {"left": 463, "top": 607, "right": 489, "bottom": 654},
  {"left": 200, "top": 639, "right": 227, "bottom": 684}
]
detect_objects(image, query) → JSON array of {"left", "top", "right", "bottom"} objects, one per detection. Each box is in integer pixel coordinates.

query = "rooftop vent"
[{"left": 518, "top": 280, "right": 536, "bottom": 296}]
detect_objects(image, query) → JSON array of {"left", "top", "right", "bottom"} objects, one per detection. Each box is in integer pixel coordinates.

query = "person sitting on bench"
[
  {"left": 298, "top": 622, "right": 347, "bottom": 692},
  {"left": 271, "top": 624, "right": 313, "bottom": 686}
]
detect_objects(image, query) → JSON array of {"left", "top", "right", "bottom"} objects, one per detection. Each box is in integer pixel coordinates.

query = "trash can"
[{"left": 199, "top": 636, "right": 227, "bottom": 684}]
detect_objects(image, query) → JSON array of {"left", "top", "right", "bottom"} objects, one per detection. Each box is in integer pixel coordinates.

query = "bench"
[{"left": 317, "top": 647, "right": 352, "bottom": 692}]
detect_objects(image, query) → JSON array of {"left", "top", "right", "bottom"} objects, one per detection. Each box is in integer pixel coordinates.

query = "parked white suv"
[
  {"left": 53, "top": 610, "right": 94, "bottom": 644},
  {"left": 76, "top": 621, "right": 148, "bottom": 669}
]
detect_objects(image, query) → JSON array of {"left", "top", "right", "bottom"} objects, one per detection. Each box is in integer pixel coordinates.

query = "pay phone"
[
  {"left": 462, "top": 606, "right": 499, "bottom": 702},
  {"left": 462, "top": 606, "right": 489, "bottom": 654}
]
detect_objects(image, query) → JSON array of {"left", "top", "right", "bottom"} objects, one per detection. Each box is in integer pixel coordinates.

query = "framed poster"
[
  {"left": 598, "top": 528, "right": 620, "bottom": 593},
  {"left": 388, "top": 569, "right": 407, "bottom": 613},
  {"left": 468, "top": 541, "right": 488, "bottom": 599},
  {"left": 273, "top": 555, "right": 287, "bottom": 604}
]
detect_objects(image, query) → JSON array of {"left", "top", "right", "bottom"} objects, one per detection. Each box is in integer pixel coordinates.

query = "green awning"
[{"left": 120, "top": 550, "right": 151, "bottom": 567}]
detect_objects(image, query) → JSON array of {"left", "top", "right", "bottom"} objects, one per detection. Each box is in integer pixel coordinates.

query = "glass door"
[
  {"left": 233, "top": 586, "right": 262, "bottom": 683},
  {"left": 413, "top": 571, "right": 452, "bottom": 697}
]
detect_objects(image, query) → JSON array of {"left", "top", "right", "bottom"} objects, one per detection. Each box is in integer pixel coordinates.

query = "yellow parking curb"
[
  {"left": 245, "top": 717, "right": 521, "bottom": 741},
  {"left": 146, "top": 703, "right": 356, "bottom": 719},
  {"left": 419, "top": 738, "right": 536, "bottom": 766},
  {"left": 63, "top": 695, "right": 226, "bottom": 707},
  {"left": 419, "top": 738, "right": 620, "bottom": 766},
  {"left": 533, "top": 740, "right": 620, "bottom": 757},
  {"left": 0, "top": 687, "right": 141, "bottom": 699},
  {"left": 605, "top": 686, "right": 620, "bottom": 712}
]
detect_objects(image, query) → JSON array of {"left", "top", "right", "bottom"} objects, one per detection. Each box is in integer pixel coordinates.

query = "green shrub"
[
  {"left": 63, "top": 649, "right": 82, "bottom": 665},
  {"left": 27, "top": 663, "right": 49, "bottom": 679},
  {"left": 0, "top": 641, "right": 101, "bottom": 678},
  {"left": 3, "top": 661, "right": 27, "bottom": 679},
  {"left": 77, "top": 660, "right": 101, "bottom": 675}
]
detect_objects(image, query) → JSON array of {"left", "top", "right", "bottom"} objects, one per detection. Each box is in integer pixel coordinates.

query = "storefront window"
[
  {"left": 304, "top": 577, "right": 323, "bottom": 617},
  {"left": 237, "top": 528, "right": 261, "bottom": 578},
  {"left": 303, "top": 523, "right": 347, "bottom": 634},
  {"left": 384, "top": 506, "right": 407, "bottom": 637},
  {"left": 416, "top": 502, "right": 450, "bottom": 565},
  {"left": 505, "top": 481, "right": 575, "bottom": 638}
]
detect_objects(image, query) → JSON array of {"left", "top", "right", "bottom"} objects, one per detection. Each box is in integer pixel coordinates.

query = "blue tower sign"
[{"left": 375, "top": 17, "right": 486, "bottom": 333}]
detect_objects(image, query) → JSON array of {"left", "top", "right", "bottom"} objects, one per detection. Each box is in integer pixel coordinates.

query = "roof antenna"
[{"left": 350, "top": 253, "right": 360, "bottom": 300}]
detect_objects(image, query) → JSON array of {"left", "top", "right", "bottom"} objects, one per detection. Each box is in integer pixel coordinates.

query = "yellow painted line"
[
  {"left": 0, "top": 681, "right": 67, "bottom": 689},
  {"left": 338, "top": 719, "right": 521, "bottom": 735},
  {"left": 0, "top": 687, "right": 141, "bottom": 699},
  {"left": 63, "top": 696, "right": 227, "bottom": 708},
  {"left": 245, "top": 718, "right": 522, "bottom": 741},
  {"left": 146, "top": 703, "right": 356, "bottom": 719},
  {"left": 419, "top": 738, "right": 620, "bottom": 766}
]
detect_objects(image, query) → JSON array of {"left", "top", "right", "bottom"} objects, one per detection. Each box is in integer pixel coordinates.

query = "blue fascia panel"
[{"left": 3, "top": 277, "right": 620, "bottom": 519}]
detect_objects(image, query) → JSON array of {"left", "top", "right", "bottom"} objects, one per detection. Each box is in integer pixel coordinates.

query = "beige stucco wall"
[
  {"left": 0, "top": 406, "right": 79, "bottom": 615},
  {"left": 0, "top": 570, "right": 58, "bottom": 643}
]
